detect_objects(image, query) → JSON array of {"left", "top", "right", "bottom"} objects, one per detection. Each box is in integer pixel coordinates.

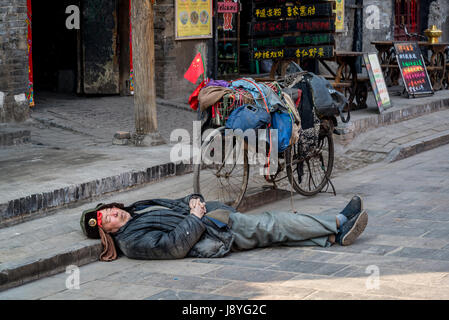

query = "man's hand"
[{"left": 189, "top": 197, "right": 206, "bottom": 219}]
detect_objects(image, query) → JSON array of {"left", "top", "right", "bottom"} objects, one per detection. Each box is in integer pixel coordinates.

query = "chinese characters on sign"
[
  {"left": 252, "top": 19, "right": 335, "bottom": 35},
  {"left": 175, "top": 0, "right": 212, "bottom": 40},
  {"left": 250, "top": 0, "right": 336, "bottom": 61},
  {"left": 254, "top": 3, "right": 333, "bottom": 19},
  {"left": 253, "top": 46, "right": 334, "bottom": 60},
  {"left": 394, "top": 42, "right": 434, "bottom": 97},
  {"left": 364, "top": 53, "right": 392, "bottom": 112},
  {"left": 217, "top": 1, "right": 239, "bottom": 13},
  {"left": 255, "top": 34, "right": 334, "bottom": 48}
]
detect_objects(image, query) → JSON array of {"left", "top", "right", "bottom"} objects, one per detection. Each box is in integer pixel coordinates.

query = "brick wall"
[{"left": 0, "top": 0, "right": 30, "bottom": 122}]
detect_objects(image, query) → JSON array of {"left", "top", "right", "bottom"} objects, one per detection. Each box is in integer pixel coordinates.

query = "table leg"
[{"left": 429, "top": 50, "right": 446, "bottom": 91}]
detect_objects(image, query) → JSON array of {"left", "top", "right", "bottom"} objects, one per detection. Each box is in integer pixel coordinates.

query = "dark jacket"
[{"left": 112, "top": 194, "right": 236, "bottom": 260}]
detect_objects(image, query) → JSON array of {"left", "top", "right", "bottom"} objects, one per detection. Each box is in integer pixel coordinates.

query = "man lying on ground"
[{"left": 80, "top": 194, "right": 368, "bottom": 261}]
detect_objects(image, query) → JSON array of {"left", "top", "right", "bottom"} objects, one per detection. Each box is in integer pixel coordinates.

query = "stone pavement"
[
  {"left": 1, "top": 90, "right": 449, "bottom": 228},
  {"left": 1, "top": 143, "right": 449, "bottom": 300},
  {"left": 2, "top": 89, "right": 449, "bottom": 293},
  {"left": 333, "top": 108, "right": 449, "bottom": 174}
]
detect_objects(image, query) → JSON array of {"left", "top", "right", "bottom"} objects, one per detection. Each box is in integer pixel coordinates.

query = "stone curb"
[
  {"left": 0, "top": 188, "right": 290, "bottom": 292},
  {"left": 385, "top": 129, "right": 449, "bottom": 163},
  {"left": 335, "top": 98, "right": 449, "bottom": 145},
  {"left": 0, "top": 162, "right": 194, "bottom": 229},
  {"left": 0, "top": 129, "right": 31, "bottom": 146}
]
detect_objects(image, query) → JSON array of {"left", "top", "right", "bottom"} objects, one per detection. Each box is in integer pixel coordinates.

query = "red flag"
[{"left": 184, "top": 53, "right": 205, "bottom": 84}]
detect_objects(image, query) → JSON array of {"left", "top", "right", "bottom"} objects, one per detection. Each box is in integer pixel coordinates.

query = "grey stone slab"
[
  {"left": 203, "top": 266, "right": 296, "bottom": 283},
  {"left": 191, "top": 258, "right": 275, "bottom": 270},
  {"left": 144, "top": 289, "right": 239, "bottom": 300},
  {"left": 269, "top": 260, "right": 348, "bottom": 276},
  {"left": 388, "top": 247, "right": 449, "bottom": 261},
  {"left": 212, "top": 280, "right": 315, "bottom": 299}
]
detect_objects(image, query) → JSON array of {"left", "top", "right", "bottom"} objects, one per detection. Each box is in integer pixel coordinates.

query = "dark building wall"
[
  {"left": 334, "top": 0, "right": 395, "bottom": 54},
  {"left": 0, "top": 0, "right": 30, "bottom": 122}
]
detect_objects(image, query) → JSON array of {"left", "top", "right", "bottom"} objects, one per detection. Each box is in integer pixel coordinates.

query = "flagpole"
[{"left": 199, "top": 48, "right": 207, "bottom": 82}]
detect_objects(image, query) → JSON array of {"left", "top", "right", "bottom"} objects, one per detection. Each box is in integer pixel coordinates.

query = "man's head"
[{"left": 80, "top": 202, "right": 131, "bottom": 238}]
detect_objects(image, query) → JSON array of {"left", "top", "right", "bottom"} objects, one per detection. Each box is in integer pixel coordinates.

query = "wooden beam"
[{"left": 130, "top": 0, "right": 164, "bottom": 145}]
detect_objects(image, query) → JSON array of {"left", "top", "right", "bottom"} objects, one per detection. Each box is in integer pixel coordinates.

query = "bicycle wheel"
[
  {"left": 285, "top": 125, "right": 334, "bottom": 196},
  {"left": 193, "top": 127, "right": 249, "bottom": 209}
]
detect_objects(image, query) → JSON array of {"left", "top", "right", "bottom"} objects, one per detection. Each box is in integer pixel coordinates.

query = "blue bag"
[
  {"left": 271, "top": 111, "right": 293, "bottom": 152},
  {"left": 225, "top": 104, "right": 271, "bottom": 131}
]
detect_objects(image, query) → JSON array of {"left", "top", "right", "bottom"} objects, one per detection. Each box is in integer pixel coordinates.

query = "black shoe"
[
  {"left": 339, "top": 195, "right": 363, "bottom": 220},
  {"left": 336, "top": 210, "right": 368, "bottom": 246}
]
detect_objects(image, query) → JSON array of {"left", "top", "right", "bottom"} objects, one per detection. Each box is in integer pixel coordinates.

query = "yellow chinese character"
[
  {"left": 278, "top": 50, "right": 284, "bottom": 58},
  {"left": 267, "top": 8, "right": 273, "bottom": 17},
  {"left": 260, "top": 9, "right": 266, "bottom": 18},
  {"left": 292, "top": 6, "right": 299, "bottom": 16},
  {"left": 274, "top": 8, "right": 282, "bottom": 16},
  {"left": 287, "top": 7, "right": 292, "bottom": 17},
  {"left": 300, "top": 6, "right": 306, "bottom": 16},
  {"left": 308, "top": 5, "right": 316, "bottom": 16},
  {"left": 296, "top": 49, "right": 301, "bottom": 58},
  {"left": 302, "top": 49, "right": 308, "bottom": 57},
  {"left": 318, "top": 47, "right": 325, "bottom": 57},
  {"left": 309, "top": 48, "right": 317, "bottom": 57}
]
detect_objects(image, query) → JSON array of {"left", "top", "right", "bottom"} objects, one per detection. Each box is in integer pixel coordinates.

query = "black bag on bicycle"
[
  {"left": 304, "top": 73, "right": 350, "bottom": 123},
  {"left": 294, "top": 80, "right": 320, "bottom": 159}
]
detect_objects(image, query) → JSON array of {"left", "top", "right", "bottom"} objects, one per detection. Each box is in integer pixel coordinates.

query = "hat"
[{"left": 80, "top": 202, "right": 125, "bottom": 239}]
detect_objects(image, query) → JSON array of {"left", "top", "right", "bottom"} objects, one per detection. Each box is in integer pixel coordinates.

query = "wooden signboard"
[
  {"left": 251, "top": 18, "right": 335, "bottom": 35},
  {"left": 363, "top": 53, "right": 392, "bottom": 113},
  {"left": 249, "top": 0, "right": 336, "bottom": 62},
  {"left": 254, "top": 46, "right": 334, "bottom": 60},
  {"left": 255, "top": 34, "right": 334, "bottom": 48},
  {"left": 394, "top": 42, "right": 434, "bottom": 97}
]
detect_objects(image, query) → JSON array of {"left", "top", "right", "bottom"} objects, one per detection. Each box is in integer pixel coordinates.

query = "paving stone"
[
  {"left": 144, "top": 289, "right": 238, "bottom": 300},
  {"left": 212, "top": 281, "right": 315, "bottom": 299},
  {"left": 269, "top": 260, "right": 348, "bottom": 276},
  {"left": 388, "top": 247, "right": 449, "bottom": 261},
  {"left": 202, "top": 266, "right": 296, "bottom": 283}
]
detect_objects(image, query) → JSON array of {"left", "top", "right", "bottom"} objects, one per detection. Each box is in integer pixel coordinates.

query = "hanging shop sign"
[
  {"left": 394, "top": 42, "right": 434, "bottom": 97},
  {"left": 253, "top": 2, "right": 333, "bottom": 19},
  {"left": 254, "top": 34, "right": 334, "bottom": 48},
  {"left": 218, "top": 1, "right": 239, "bottom": 13},
  {"left": 253, "top": 45, "right": 334, "bottom": 60},
  {"left": 251, "top": 18, "right": 335, "bottom": 35},
  {"left": 175, "top": 0, "right": 213, "bottom": 40},
  {"left": 335, "top": 0, "right": 344, "bottom": 32},
  {"left": 249, "top": 0, "right": 336, "bottom": 62},
  {"left": 363, "top": 53, "right": 392, "bottom": 112}
]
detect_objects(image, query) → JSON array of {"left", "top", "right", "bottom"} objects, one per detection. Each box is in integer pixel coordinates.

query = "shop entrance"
[
  {"left": 30, "top": 0, "right": 131, "bottom": 105},
  {"left": 31, "top": 0, "right": 80, "bottom": 94}
]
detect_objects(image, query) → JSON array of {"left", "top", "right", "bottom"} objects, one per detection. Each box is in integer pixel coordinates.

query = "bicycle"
[{"left": 193, "top": 74, "right": 336, "bottom": 209}]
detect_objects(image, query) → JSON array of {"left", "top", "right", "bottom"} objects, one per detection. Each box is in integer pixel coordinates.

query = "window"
[{"left": 394, "top": 0, "right": 420, "bottom": 40}]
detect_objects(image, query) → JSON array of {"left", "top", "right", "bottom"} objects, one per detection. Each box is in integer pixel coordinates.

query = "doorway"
[
  {"left": 30, "top": 0, "right": 131, "bottom": 106},
  {"left": 31, "top": 0, "right": 80, "bottom": 95}
]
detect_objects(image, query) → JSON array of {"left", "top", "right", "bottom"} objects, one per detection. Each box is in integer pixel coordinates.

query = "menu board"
[
  {"left": 394, "top": 42, "right": 434, "bottom": 97},
  {"left": 175, "top": 0, "right": 213, "bottom": 40},
  {"left": 364, "top": 53, "right": 392, "bottom": 113},
  {"left": 250, "top": 0, "right": 336, "bottom": 61}
]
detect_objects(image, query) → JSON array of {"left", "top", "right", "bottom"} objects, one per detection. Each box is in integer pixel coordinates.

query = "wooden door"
[{"left": 81, "top": 0, "right": 120, "bottom": 94}]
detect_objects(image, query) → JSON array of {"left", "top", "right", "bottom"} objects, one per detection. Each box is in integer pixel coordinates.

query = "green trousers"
[{"left": 229, "top": 211, "right": 338, "bottom": 250}]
